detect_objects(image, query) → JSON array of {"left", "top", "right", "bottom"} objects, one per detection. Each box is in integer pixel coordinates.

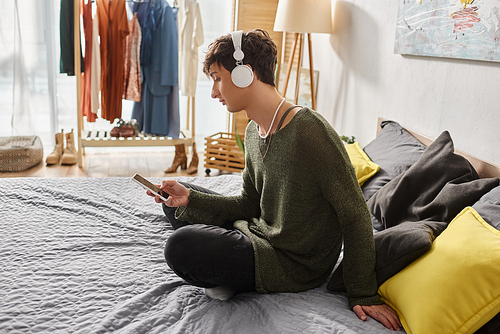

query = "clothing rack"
[{"left": 73, "top": 0, "right": 194, "bottom": 168}]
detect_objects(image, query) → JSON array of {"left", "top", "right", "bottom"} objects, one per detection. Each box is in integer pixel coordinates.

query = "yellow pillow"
[
  {"left": 378, "top": 207, "right": 500, "bottom": 334},
  {"left": 345, "top": 142, "right": 380, "bottom": 186}
]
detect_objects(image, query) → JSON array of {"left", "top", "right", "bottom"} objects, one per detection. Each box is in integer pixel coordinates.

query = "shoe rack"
[{"left": 72, "top": 0, "right": 194, "bottom": 168}]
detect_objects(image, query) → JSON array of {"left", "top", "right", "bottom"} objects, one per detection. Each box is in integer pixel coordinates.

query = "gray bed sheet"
[{"left": 0, "top": 175, "right": 397, "bottom": 333}]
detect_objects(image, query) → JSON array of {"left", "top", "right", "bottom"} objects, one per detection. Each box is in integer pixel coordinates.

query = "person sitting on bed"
[{"left": 146, "top": 29, "right": 402, "bottom": 331}]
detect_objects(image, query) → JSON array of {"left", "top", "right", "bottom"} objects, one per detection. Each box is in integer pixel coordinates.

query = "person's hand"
[
  {"left": 146, "top": 179, "right": 190, "bottom": 207},
  {"left": 353, "top": 304, "right": 402, "bottom": 331}
]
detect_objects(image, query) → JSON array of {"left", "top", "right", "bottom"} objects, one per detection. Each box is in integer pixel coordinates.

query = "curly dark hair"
[{"left": 203, "top": 29, "right": 278, "bottom": 86}]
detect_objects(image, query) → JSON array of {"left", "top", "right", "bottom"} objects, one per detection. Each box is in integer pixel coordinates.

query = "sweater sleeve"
[
  {"left": 175, "top": 157, "right": 261, "bottom": 226},
  {"left": 311, "top": 120, "right": 382, "bottom": 309},
  {"left": 332, "top": 166, "right": 382, "bottom": 308}
]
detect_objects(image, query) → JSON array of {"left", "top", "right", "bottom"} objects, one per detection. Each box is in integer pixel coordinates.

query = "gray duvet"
[{"left": 0, "top": 175, "right": 396, "bottom": 333}]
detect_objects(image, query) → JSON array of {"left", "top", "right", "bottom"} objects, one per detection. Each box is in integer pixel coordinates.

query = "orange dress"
[
  {"left": 96, "top": 0, "right": 130, "bottom": 122},
  {"left": 81, "top": 0, "right": 96, "bottom": 122}
]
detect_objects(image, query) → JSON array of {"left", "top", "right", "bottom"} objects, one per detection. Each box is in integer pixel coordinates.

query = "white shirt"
[{"left": 177, "top": 0, "right": 204, "bottom": 97}]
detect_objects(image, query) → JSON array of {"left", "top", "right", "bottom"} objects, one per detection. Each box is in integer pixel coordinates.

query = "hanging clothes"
[
  {"left": 90, "top": 10, "right": 101, "bottom": 116},
  {"left": 59, "top": 0, "right": 84, "bottom": 75},
  {"left": 96, "top": 0, "right": 130, "bottom": 122},
  {"left": 123, "top": 13, "right": 142, "bottom": 102},
  {"left": 81, "top": 0, "right": 96, "bottom": 122},
  {"left": 177, "top": 0, "right": 204, "bottom": 97},
  {"left": 132, "top": 0, "right": 180, "bottom": 137},
  {"left": 133, "top": 1, "right": 155, "bottom": 67}
]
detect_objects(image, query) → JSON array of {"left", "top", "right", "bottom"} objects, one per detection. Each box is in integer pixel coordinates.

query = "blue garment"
[
  {"left": 133, "top": 2, "right": 155, "bottom": 66},
  {"left": 132, "top": 0, "right": 179, "bottom": 137},
  {"left": 132, "top": 84, "right": 180, "bottom": 137}
]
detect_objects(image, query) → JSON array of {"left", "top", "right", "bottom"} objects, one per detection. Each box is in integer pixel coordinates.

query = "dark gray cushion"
[
  {"left": 361, "top": 121, "right": 427, "bottom": 201},
  {"left": 367, "top": 131, "right": 500, "bottom": 230},
  {"left": 327, "top": 221, "right": 447, "bottom": 292},
  {"left": 473, "top": 185, "right": 500, "bottom": 230}
]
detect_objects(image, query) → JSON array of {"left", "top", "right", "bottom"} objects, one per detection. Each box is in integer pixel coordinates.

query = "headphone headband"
[
  {"left": 231, "top": 30, "right": 245, "bottom": 62},
  {"left": 230, "top": 30, "right": 253, "bottom": 88}
]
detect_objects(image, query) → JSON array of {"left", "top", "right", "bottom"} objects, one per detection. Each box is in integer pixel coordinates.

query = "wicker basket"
[
  {"left": 0, "top": 136, "right": 43, "bottom": 172},
  {"left": 204, "top": 132, "right": 245, "bottom": 175}
]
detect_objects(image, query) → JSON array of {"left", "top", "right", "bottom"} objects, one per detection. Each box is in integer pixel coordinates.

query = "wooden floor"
[{"left": 0, "top": 150, "right": 234, "bottom": 178}]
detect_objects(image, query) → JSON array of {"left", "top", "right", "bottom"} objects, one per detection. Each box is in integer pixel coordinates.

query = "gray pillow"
[
  {"left": 361, "top": 121, "right": 427, "bottom": 201},
  {"left": 367, "top": 131, "right": 500, "bottom": 231},
  {"left": 327, "top": 220, "right": 447, "bottom": 292},
  {"left": 472, "top": 184, "right": 500, "bottom": 230}
]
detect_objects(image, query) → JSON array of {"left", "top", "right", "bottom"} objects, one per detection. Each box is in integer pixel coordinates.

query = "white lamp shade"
[{"left": 274, "top": 0, "right": 333, "bottom": 34}]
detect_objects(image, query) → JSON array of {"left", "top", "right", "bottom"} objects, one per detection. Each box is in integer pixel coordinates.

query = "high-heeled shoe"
[
  {"left": 164, "top": 144, "right": 187, "bottom": 173},
  {"left": 187, "top": 142, "right": 199, "bottom": 175}
]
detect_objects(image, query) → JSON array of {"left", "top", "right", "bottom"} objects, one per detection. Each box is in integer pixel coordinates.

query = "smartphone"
[{"left": 131, "top": 173, "right": 169, "bottom": 201}]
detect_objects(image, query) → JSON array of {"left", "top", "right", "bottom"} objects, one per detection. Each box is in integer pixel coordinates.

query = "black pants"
[{"left": 163, "top": 182, "right": 256, "bottom": 293}]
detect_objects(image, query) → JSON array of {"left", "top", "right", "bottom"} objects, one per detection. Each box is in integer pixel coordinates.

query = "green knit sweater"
[{"left": 176, "top": 107, "right": 382, "bottom": 308}]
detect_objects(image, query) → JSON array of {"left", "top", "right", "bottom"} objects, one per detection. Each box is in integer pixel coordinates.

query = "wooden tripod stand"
[{"left": 280, "top": 32, "right": 316, "bottom": 110}]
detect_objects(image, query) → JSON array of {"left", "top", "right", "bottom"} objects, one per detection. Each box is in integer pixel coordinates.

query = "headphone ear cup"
[{"left": 231, "top": 65, "right": 254, "bottom": 88}]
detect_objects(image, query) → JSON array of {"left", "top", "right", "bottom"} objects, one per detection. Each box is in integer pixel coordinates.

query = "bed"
[{"left": 1, "top": 120, "right": 500, "bottom": 333}]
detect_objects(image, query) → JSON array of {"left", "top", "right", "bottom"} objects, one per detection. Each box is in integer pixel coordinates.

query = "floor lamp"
[{"left": 274, "top": 0, "right": 332, "bottom": 110}]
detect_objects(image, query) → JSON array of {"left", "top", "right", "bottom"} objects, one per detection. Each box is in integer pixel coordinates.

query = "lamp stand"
[{"left": 281, "top": 32, "right": 316, "bottom": 110}]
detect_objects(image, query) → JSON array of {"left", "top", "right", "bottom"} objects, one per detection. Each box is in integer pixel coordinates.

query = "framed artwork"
[
  {"left": 276, "top": 64, "right": 319, "bottom": 108},
  {"left": 394, "top": 0, "right": 500, "bottom": 62}
]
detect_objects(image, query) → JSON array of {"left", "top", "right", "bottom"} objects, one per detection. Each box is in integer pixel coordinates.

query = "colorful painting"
[{"left": 395, "top": 0, "right": 500, "bottom": 62}]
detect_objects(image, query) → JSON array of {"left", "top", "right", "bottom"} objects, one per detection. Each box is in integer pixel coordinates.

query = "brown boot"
[
  {"left": 61, "top": 129, "right": 77, "bottom": 165},
  {"left": 164, "top": 144, "right": 187, "bottom": 173},
  {"left": 187, "top": 142, "right": 199, "bottom": 175},
  {"left": 46, "top": 130, "right": 65, "bottom": 165}
]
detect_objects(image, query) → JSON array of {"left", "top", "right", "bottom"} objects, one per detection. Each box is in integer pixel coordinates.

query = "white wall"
[{"left": 312, "top": 0, "right": 500, "bottom": 166}]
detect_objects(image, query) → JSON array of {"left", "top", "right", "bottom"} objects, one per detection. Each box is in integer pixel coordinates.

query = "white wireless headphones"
[{"left": 230, "top": 30, "right": 254, "bottom": 88}]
